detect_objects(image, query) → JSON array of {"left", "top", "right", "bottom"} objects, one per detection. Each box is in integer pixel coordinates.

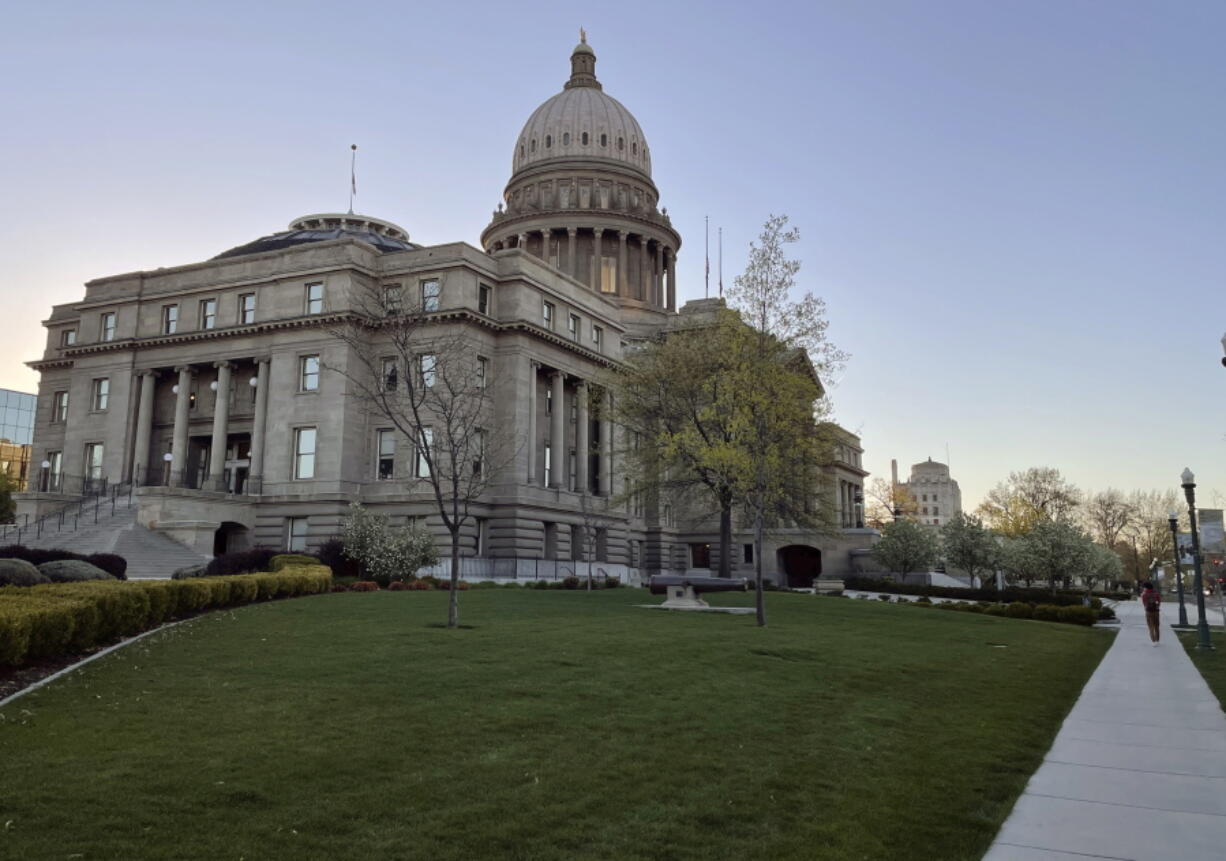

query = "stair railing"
[{"left": 2, "top": 476, "right": 136, "bottom": 547}]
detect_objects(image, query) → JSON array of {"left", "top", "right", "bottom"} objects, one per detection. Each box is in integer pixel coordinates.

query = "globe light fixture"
[
  {"left": 172, "top": 385, "right": 179, "bottom": 394},
  {"left": 249, "top": 376, "right": 259, "bottom": 388},
  {"left": 40, "top": 460, "right": 50, "bottom": 469},
  {"left": 209, "top": 381, "right": 218, "bottom": 392}
]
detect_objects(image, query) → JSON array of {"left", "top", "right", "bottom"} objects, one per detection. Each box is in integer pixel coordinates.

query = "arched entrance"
[
  {"left": 778, "top": 545, "right": 822, "bottom": 588},
  {"left": 213, "top": 521, "right": 250, "bottom": 556}
]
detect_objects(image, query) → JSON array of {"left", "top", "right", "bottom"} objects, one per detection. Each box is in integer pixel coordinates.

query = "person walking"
[{"left": 1141, "top": 580, "right": 1162, "bottom": 645}]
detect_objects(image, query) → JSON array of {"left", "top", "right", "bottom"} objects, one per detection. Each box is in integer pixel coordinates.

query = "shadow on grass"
[{"left": 425, "top": 623, "right": 478, "bottom": 630}]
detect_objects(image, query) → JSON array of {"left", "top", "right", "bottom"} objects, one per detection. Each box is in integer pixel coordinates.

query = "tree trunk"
[
  {"left": 719, "top": 503, "right": 733, "bottom": 578},
  {"left": 447, "top": 527, "right": 461, "bottom": 628}
]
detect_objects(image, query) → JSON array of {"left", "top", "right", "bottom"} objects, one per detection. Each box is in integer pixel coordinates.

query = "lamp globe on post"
[
  {"left": 1182, "top": 468, "right": 1213, "bottom": 650},
  {"left": 1169, "top": 509, "right": 1189, "bottom": 628},
  {"left": 39, "top": 459, "right": 51, "bottom": 493}
]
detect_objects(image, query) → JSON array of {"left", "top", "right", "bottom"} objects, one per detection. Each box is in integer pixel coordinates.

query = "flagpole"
[
  {"left": 349, "top": 144, "right": 357, "bottom": 214},
  {"left": 718, "top": 227, "right": 723, "bottom": 298},
  {"left": 704, "top": 215, "right": 709, "bottom": 298}
]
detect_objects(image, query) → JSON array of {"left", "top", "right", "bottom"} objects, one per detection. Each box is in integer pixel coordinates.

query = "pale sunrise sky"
[{"left": 0, "top": 0, "right": 1222, "bottom": 509}]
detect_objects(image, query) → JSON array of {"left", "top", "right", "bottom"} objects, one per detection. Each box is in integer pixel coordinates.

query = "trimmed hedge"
[
  {"left": 844, "top": 576, "right": 1114, "bottom": 608},
  {"left": 269, "top": 554, "right": 318, "bottom": 572},
  {"left": 907, "top": 598, "right": 1098, "bottom": 627},
  {"left": 204, "top": 548, "right": 279, "bottom": 577},
  {"left": 0, "top": 545, "right": 127, "bottom": 581},
  {"left": 0, "top": 564, "right": 332, "bottom": 668}
]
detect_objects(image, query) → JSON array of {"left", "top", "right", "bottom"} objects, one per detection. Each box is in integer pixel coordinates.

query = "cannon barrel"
[{"left": 648, "top": 574, "right": 749, "bottom": 596}]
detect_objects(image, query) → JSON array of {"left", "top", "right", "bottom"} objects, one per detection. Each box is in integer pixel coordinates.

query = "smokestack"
[{"left": 891, "top": 459, "right": 898, "bottom": 490}]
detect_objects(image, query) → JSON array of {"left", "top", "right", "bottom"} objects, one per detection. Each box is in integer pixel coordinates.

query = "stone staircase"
[{"left": 5, "top": 498, "right": 208, "bottom": 580}]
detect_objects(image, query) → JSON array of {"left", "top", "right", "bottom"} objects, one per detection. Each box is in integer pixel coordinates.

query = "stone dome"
[
  {"left": 512, "top": 38, "right": 651, "bottom": 178},
  {"left": 213, "top": 213, "right": 417, "bottom": 260}
]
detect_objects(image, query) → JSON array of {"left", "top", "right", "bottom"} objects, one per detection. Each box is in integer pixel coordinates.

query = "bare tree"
[
  {"left": 1083, "top": 488, "right": 1135, "bottom": 550},
  {"left": 575, "top": 492, "right": 616, "bottom": 589},
  {"left": 864, "top": 476, "right": 918, "bottom": 529},
  {"left": 329, "top": 277, "right": 516, "bottom": 627}
]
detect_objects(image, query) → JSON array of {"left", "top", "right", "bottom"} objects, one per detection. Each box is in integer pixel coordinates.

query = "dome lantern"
[{"left": 565, "top": 28, "right": 601, "bottom": 91}]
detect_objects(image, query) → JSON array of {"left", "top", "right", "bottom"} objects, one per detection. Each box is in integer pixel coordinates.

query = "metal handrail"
[{"left": 1, "top": 477, "right": 135, "bottom": 546}]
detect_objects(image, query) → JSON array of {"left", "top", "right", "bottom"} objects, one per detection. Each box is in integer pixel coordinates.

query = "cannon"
[{"left": 648, "top": 574, "right": 748, "bottom": 609}]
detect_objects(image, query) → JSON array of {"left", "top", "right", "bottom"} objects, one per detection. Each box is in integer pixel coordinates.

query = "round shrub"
[
  {"left": 39, "top": 559, "right": 113, "bottom": 583},
  {"left": 984, "top": 604, "right": 1008, "bottom": 617},
  {"left": 0, "top": 558, "right": 48, "bottom": 587},
  {"left": 172, "top": 564, "right": 207, "bottom": 580},
  {"left": 1058, "top": 605, "right": 1097, "bottom": 626},
  {"left": 407, "top": 579, "right": 432, "bottom": 590},
  {"left": 1005, "top": 602, "right": 1033, "bottom": 620},
  {"left": 1033, "top": 604, "right": 1061, "bottom": 622},
  {"left": 351, "top": 581, "right": 380, "bottom": 592},
  {"left": 388, "top": 581, "right": 411, "bottom": 591},
  {"left": 604, "top": 576, "right": 621, "bottom": 589},
  {"left": 1098, "top": 605, "right": 1117, "bottom": 621},
  {"left": 85, "top": 553, "right": 128, "bottom": 580},
  {"left": 270, "top": 554, "right": 317, "bottom": 572},
  {"left": 331, "top": 583, "right": 351, "bottom": 592},
  {"left": 317, "top": 537, "right": 363, "bottom": 579}
]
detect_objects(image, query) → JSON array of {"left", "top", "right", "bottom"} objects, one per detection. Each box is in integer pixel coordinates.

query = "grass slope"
[{"left": 0, "top": 590, "right": 1112, "bottom": 860}]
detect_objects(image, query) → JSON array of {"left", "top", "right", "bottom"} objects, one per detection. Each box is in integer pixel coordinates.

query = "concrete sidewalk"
[{"left": 984, "top": 599, "right": 1226, "bottom": 861}]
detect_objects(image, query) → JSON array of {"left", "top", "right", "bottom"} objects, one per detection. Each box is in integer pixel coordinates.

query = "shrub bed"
[
  {"left": 0, "top": 545, "right": 127, "bottom": 580},
  {"left": 904, "top": 598, "right": 1098, "bottom": 627},
  {"left": 844, "top": 576, "right": 1119, "bottom": 608},
  {"left": 0, "top": 564, "right": 332, "bottom": 668}
]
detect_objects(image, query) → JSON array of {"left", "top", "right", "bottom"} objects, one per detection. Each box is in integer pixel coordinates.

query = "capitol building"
[{"left": 18, "top": 38, "right": 873, "bottom": 585}]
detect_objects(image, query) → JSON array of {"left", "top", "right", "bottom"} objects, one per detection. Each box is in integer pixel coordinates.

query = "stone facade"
[{"left": 901, "top": 458, "right": 962, "bottom": 528}]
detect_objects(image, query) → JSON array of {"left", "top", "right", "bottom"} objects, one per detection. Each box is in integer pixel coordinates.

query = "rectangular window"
[
  {"left": 305, "top": 283, "right": 324, "bottom": 315},
  {"left": 83, "top": 442, "right": 104, "bottom": 481},
  {"left": 61, "top": 329, "right": 77, "bottom": 347},
  {"left": 690, "top": 543, "right": 711, "bottom": 569},
  {"left": 381, "top": 357, "right": 398, "bottom": 392},
  {"left": 286, "top": 517, "right": 309, "bottom": 552},
  {"left": 162, "top": 304, "right": 178, "bottom": 334},
  {"left": 46, "top": 450, "right": 63, "bottom": 491},
  {"left": 199, "top": 298, "right": 217, "bottom": 330},
  {"left": 478, "top": 284, "right": 491, "bottom": 315},
  {"left": 52, "top": 391, "right": 68, "bottom": 422},
  {"left": 419, "top": 354, "right": 437, "bottom": 388},
  {"left": 299, "top": 355, "right": 320, "bottom": 392},
  {"left": 383, "top": 284, "right": 402, "bottom": 316},
  {"left": 476, "top": 356, "right": 488, "bottom": 389},
  {"left": 568, "top": 314, "right": 579, "bottom": 340},
  {"left": 569, "top": 449, "right": 576, "bottom": 491},
  {"left": 600, "top": 256, "right": 617, "bottom": 293},
  {"left": 293, "top": 427, "right": 317, "bottom": 479},
  {"left": 932, "top": 506, "right": 938, "bottom": 516},
  {"left": 744, "top": 543, "right": 754, "bottom": 565},
  {"left": 421, "top": 279, "right": 440, "bottom": 312},
  {"left": 239, "top": 293, "right": 256, "bottom": 324},
  {"left": 592, "top": 325, "right": 603, "bottom": 348},
  {"left": 91, "top": 378, "right": 109, "bottom": 411},
  {"left": 473, "top": 429, "right": 485, "bottom": 477},
  {"left": 100, "top": 312, "right": 116, "bottom": 342},
  {"left": 542, "top": 300, "right": 554, "bottom": 329},
  {"left": 476, "top": 518, "right": 488, "bottom": 556},
  {"left": 377, "top": 429, "right": 395, "bottom": 480},
  {"left": 543, "top": 443, "right": 551, "bottom": 486},
  {"left": 415, "top": 427, "right": 433, "bottom": 478}
]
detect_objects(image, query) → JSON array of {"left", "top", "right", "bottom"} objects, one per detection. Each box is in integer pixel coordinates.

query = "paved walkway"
[{"left": 984, "top": 599, "right": 1226, "bottom": 860}]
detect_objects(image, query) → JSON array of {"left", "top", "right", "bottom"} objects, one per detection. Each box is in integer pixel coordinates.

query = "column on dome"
[
  {"left": 638, "top": 237, "right": 650, "bottom": 301},
  {"left": 566, "top": 228, "right": 578, "bottom": 279},
  {"left": 131, "top": 370, "right": 157, "bottom": 485},
  {"left": 206, "top": 360, "right": 232, "bottom": 491},
  {"left": 171, "top": 366, "right": 194, "bottom": 488},
  {"left": 589, "top": 228, "right": 604, "bottom": 290},
  {"left": 575, "top": 380, "right": 589, "bottom": 494},
  {"left": 666, "top": 248, "right": 677, "bottom": 311},
  {"left": 527, "top": 360, "right": 538, "bottom": 484},
  {"left": 248, "top": 357, "right": 271, "bottom": 494},
  {"left": 617, "top": 231, "right": 629, "bottom": 296},
  {"left": 539, "top": 228, "right": 551, "bottom": 263},
  {"left": 655, "top": 244, "right": 664, "bottom": 307},
  {"left": 549, "top": 371, "right": 566, "bottom": 489}
]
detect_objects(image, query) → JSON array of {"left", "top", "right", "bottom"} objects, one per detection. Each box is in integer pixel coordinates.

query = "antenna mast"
[
  {"left": 348, "top": 144, "right": 358, "bottom": 214},
  {"left": 718, "top": 226, "right": 723, "bottom": 298}
]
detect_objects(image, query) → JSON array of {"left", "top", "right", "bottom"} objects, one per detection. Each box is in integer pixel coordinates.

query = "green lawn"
[
  {"left": 0, "top": 589, "right": 1112, "bottom": 861},
  {"left": 1178, "top": 630, "right": 1226, "bottom": 711}
]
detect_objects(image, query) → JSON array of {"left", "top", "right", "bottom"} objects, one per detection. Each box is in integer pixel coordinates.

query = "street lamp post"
[
  {"left": 1182, "top": 468, "right": 1213, "bottom": 650},
  {"left": 1169, "top": 509, "right": 1189, "bottom": 628}
]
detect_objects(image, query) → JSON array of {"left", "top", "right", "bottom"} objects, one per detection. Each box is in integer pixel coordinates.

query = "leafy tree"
[
  {"left": 872, "top": 519, "right": 940, "bottom": 576},
  {"left": 1023, "top": 519, "right": 1094, "bottom": 593},
  {"left": 976, "top": 467, "right": 1081, "bottom": 537},
  {"left": 940, "top": 512, "right": 999, "bottom": 588},
  {"left": 1084, "top": 542, "right": 1125, "bottom": 593},
  {"left": 0, "top": 472, "right": 17, "bottom": 524},
  {"left": 341, "top": 502, "right": 438, "bottom": 588},
  {"left": 864, "top": 476, "right": 918, "bottom": 530},
  {"left": 999, "top": 536, "right": 1042, "bottom": 588}
]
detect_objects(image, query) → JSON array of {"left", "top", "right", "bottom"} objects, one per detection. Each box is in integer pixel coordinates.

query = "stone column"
[
  {"left": 131, "top": 370, "right": 157, "bottom": 486},
  {"left": 207, "top": 361, "right": 232, "bottom": 491},
  {"left": 566, "top": 228, "right": 578, "bottom": 280},
  {"left": 171, "top": 366, "right": 193, "bottom": 488},
  {"left": 639, "top": 237, "right": 650, "bottom": 301},
  {"left": 549, "top": 370, "right": 565, "bottom": 489},
  {"left": 655, "top": 244, "right": 665, "bottom": 307},
  {"left": 575, "top": 380, "right": 589, "bottom": 494},
  {"left": 589, "top": 228, "right": 604, "bottom": 289},
  {"left": 248, "top": 357, "right": 271, "bottom": 494},
  {"left": 666, "top": 247, "right": 677, "bottom": 311},
  {"left": 517, "top": 232, "right": 528, "bottom": 250},
  {"left": 540, "top": 228, "right": 551, "bottom": 262},
  {"left": 527, "top": 360, "right": 538, "bottom": 484},
  {"left": 599, "top": 388, "right": 612, "bottom": 496},
  {"left": 617, "top": 231, "right": 629, "bottom": 296}
]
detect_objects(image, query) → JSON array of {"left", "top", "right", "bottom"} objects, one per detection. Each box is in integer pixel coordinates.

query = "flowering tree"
[{"left": 341, "top": 502, "right": 438, "bottom": 588}]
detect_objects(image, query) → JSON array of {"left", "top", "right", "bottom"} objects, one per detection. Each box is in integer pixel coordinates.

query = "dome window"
[
  {"left": 631, "top": 141, "right": 637, "bottom": 155},
  {"left": 618, "top": 136, "right": 624, "bottom": 151},
  {"left": 545, "top": 134, "right": 552, "bottom": 148},
  {"left": 581, "top": 131, "right": 589, "bottom": 146},
  {"left": 563, "top": 132, "right": 570, "bottom": 145},
  {"left": 519, "top": 144, "right": 525, "bottom": 159},
  {"left": 600, "top": 133, "right": 607, "bottom": 147},
  {"left": 531, "top": 138, "right": 537, "bottom": 152}
]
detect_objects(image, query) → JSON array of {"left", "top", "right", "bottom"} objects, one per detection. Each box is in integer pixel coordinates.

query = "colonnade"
[{"left": 525, "top": 359, "right": 613, "bottom": 495}]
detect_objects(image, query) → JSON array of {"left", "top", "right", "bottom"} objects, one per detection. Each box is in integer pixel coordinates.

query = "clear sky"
[{"left": 1, "top": 0, "right": 1222, "bottom": 509}]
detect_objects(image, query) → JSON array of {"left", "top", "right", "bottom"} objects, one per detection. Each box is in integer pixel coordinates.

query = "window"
[
  {"left": 478, "top": 284, "right": 491, "bottom": 315},
  {"left": 473, "top": 429, "right": 485, "bottom": 477},
  {"left": 542, "top": 300, "right": 554, "bottom": 329},
  {"left": 419, "top": 354, "right": 437, "bottom": 388},
  {"left": 52, "top": 391, "right": 68, "bottom": 422},
  {"left": 100, "top": 312, "right": 116, "bottom": 342},
  {"left": 299, "top": 355, "right": 320, "bottom": 392},
  {"left": 618, "top": 136, "right": 624, "bottom": 151},
  {"left": 421, "top": 279, "right": 440, "bottom": 312},
  {"left": 91, "top": 378, "right": 110, "bottom": 411},
  {"left": 476, "top": 518, "right": 488, "bottom": 556},
  {"left": 744, "top": 544, "right": 754, "bottom": 565},
  {"left": 690, "top": 543, "right": 711, "bottom": 569},
  {"left": 415, "top": 427, "right": 433, "bottom": 478},
  {"left": 199, "top": 298, "right": 217, "bottom": 330},
  {"left": 477, "top": 356, "right": 488, "bottom": 389},
  {"left": 568, "top": 313, "right": 579, "bottom": 340},
  {"left": 600, "top": 133, "right": 607, "bottom": 147},
  {"left": 381, "top": 357, "right": 398, "bottom": 392},
  {"left": 286, "top": 517, "right": 309, "bottom": 552},
  {"left": 83, "top": 443, "right": 104, "bottom": 481},
  {"left": 922, "top": 494, "right": 927, "bottom": 502},
  {"left": 569, "top": 450, "right": 576, "bottom": 491},
  {"left": 162, "top": 305, "right": 178, "bottom": 334},
  {"left": 546, "top": 388, "right": 552, "bottom": 415},
  {"left": 563, "top": 132, "right": 570, "bottom": 145},
  {"left": 61, "top": 329, "right": 77, "bottom": 347},
  {"left": 543, "top": 443, "right": 552, "bottom": 486},
  {"left": 239, "top": 293, "right": 256, "bottom": 324},
  {"left": 933, "top": 506, "right": 939, "bottom": 516},
  {"left": 376, "top": 429, "right": 395, "bottom": 479},
  {"left": 45, "top": 450, "right": 63, "bottom": 491},
  {"left": 545, "top": 134, "right": 552, "bottom": 148},
  {"left": 383, "top": 284, "right": 402, "bottom": 316},
  {"left": 293, "top": 428, "right": 316, "bottom": 479},
  {"left": 922, "top": 506, "right": 928, "bottom": 515},
  {"left": 600, "top": 256, "right": 616, "bottom": 293},
  {"left": 592, "top": 325, "right": 603, "bottom": 348},
  {"left": 305, "top": 283, "right": 324, "bottom": 315},
  {"left": 581, "top": 131, "right": 589, "bottom": 146}
]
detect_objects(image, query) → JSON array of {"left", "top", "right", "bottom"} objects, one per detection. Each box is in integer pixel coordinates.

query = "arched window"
[
  {"left": 519, "top": 145, "right": 525, "bottom": 158},
  {"left": 618, "top": 136, "right": 624, "bottom": 151},
  {"left": 563, "top": 131, "right": 570, "bottom": 145},
  {"left": 631, "top": 141, "right": 637, "bottom": 155},
  {"left": 600, "top": 133, "right": 607, "bottom": 147},
  {"left": 581, "top": 131, "right": 589, "bottom": 146},
  {"left": 545, "top": 134, "right": 552, "bottom": 148},
  {"left": 531, "top": 139, "right": 537, "bottom": 152}
]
